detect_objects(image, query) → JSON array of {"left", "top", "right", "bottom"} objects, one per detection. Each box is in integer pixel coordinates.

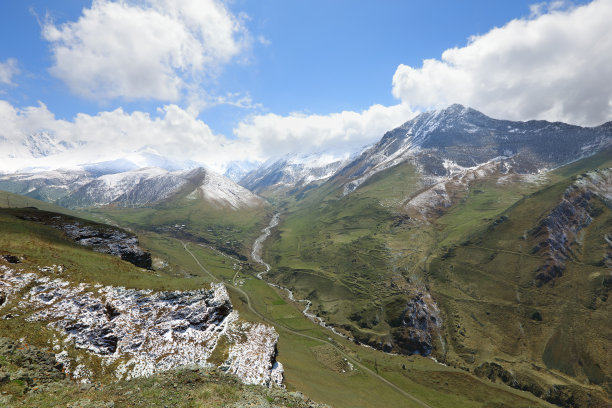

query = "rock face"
[
  {"left": 0, "top": 266, "right": 284, "bottom": 387},
  {"left": 391, "top": 293, "right": 441, "bottom": 356},
  {"left": 15, "top": 210, "right": 152, "bottom": 269},
  {"left": 474, "top": 361, "right": 612, "bottom": 408},
  {"left": 0, "top": 337, "right": 67, "bottom": 394},
  {"left": 532, "top": 168, "right": 612, "bottom": 285},
  {"left": 62, "top": 223, "right": 152, "bottom": 269}
]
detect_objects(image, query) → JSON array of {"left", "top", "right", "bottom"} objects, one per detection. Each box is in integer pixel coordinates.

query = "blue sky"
[
  {"left": 1, "top": 0, "right": 574, "bottom": 133},
  {"left": 0, "top": 0, "right": 609, "bottom": 171}
]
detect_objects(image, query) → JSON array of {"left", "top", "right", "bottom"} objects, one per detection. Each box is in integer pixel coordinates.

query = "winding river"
[{"left": 251, "top": 213, "right": 354, "bottom": 340}]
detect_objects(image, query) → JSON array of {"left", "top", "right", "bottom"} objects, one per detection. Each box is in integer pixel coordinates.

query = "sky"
[{"left": 0, "top": 0, "right": 610, "bottom": 173}]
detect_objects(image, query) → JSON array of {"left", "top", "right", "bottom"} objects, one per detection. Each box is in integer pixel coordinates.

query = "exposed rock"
[
  {"left": 14, "top": 210, "right": 152, "bottom": 269},
  {"left": 0, "top": 267, "right": 284, "bottom": 387},
  {"left": 474, "top": 361, "right": 611, "bottom": 408},
  {"left": 532, "top": 168, "right": 612, "bottom": 285},
  {"left": 0, "top": 337, "right": 67, "bottom": 391},
  {"left": 392, "top": 293, "right": 441, "bottom": 356},
  {"left": 222, "top": 321, "right": 284, "bottom": 387},
  {"left": 61, "top": 223, "right": 152, "bottom": 269},
  {"left": 1, "top": 255, "right": 21, "bottom": 264}
]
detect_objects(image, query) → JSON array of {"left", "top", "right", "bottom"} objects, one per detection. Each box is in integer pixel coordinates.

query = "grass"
[
  {"left": 2, "top": 149, "right": 612, "bottom": 406},
  {"left": 0, "top": 201, "right": 555, "bottom": 407},
  {"left": 82, "top": 187, "right": 270, "bottom": 260},
  {"left": 258, "top": 151, "right": 612, "bottom": 405}
]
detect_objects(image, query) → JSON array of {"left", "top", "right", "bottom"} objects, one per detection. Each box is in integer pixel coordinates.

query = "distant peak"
[{"left": 445, "top": 103, "right": 467, "bottom": 111}]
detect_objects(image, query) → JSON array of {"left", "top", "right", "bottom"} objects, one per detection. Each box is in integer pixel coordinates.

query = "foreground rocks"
[
  {"left": 0, "top": 339, "right": 326, "bottom": 408},
  {"left": 0, "top": 265, "right": 283, "bottom": 387}
]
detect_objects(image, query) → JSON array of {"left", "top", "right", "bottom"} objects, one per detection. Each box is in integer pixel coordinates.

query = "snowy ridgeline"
[
  {"left": 0, "top": 166, "right": 263, "bottom": 210},
  {"left": 0, "top": 265, "right": 283, "bottom": 387},
  {"left": 342, "top": 104, "right": 612, "bottom": 195}
]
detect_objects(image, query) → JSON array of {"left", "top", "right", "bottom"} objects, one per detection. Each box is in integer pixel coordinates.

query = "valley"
[{"left": 1, "top": 105, "right": 611, "bottom": 407}]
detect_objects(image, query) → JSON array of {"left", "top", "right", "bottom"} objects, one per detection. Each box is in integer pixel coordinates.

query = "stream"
[{"left": 251, "top": 213, "right": 353, "bottom": 340}]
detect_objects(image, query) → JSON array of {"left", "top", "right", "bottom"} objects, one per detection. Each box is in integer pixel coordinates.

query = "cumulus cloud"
[
  {"left": 0, "top": 58, "right": 19, "bottom": 85},
  {"left": 43, "top": 0, "right": 250, "bottom": 101},
  {"left": 0, "top": 100, "right": 235, "bottom": 172},
  {"left": 392, "top": 0, "right": 612, "bottom": 126},
  {"left": 0, "top": 99, "right": 415, "bottom": 173},
  {"left": 232, "top": 103, "right": 415, "bottom": 160}
]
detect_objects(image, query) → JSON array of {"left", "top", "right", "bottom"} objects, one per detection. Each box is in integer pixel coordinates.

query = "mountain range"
[
  {"left": 3, "top": 104, "right": 611, "bottom": 207},
  {"left": 1, "top": 104, "right": 612, "bottom": 407}
]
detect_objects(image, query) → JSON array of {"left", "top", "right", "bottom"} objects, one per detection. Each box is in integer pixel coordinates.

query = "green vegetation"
[
  {"left": 262, "top": 149, "right": 612, "bottom": 405},
  {"left": 82, "top": 186, "right": 270, "bottom": 260},
  {"left": 0, "top": 196, "right": 554, "bottom": 407},
  {"left": 2, "top": 149, "right": 612, "bottom": 406}
]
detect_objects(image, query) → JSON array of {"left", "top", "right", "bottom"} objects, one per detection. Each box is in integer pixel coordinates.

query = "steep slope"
[
  {"left": 426, "top": 157, "right": 612, "bottom": 405},
  {"left": 240, "top": 153, "right": 351, "bottom": 195},
  {"left": 259, "top": 107, "right": 612, "bottom": 406},
  {"left": 0, "top": 206, "right": 284, "bottom": 389},
  {"left": 336, "top": 104, "right": 612, "bottom": 194},
  {"left": 0, "top": 169, "right": 94, "bottom": 202}
]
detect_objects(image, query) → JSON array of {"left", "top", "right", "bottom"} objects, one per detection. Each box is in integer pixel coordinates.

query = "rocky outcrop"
[
  {"left": 391, "top": 293, "right": 441, "bottom": 356},
  {"left": 0, "top": 266, "right": 283, "bottom": 387},
  {"left": 0, "top": 337, "right": 68, "bottom": 395},
  {"left": 15, "top": 210, "right": 152, "bottom": 269},
  {"left": 2, "top": 254, "right": 21, "bottom": 264},
  {"left": 474, "top": 362, "right": 612, "bottom": 408},
  {"left": 532, "top": 168, "right": 612, "bottom": 285},
  {"left": 61, "top": 223, "right": 152, "bottom": 269}
]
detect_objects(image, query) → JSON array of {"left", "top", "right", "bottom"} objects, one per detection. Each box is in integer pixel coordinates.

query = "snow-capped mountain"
[
  {"left": 240, "top": 152, "right": 352, "bottom": 193},
  {"left": 335, "top": 104, "right": 612, "bottom": 194},
  {"left": 0, "top": 131, "right": 75, "bottom": 164},
  {"left": 0, "top": 164, "right": 263, "bottom": 210},
  {"left": 0, "top": 169, "right": 94, "bottom": 202},
  {"left": 57, "top": 167, "right": 179, "bottom": 208},
  {"left": 188, "top": 169, "right": 263, "bottom": 210},
  {"left": 81, "top": 149, "right": 204, "bottom": 177},
  {"left": 56, "top": 167, "right": 263, "bottom": 210},
  {"left": 224, "top": 160, "right": 261, "bottom": 182}
]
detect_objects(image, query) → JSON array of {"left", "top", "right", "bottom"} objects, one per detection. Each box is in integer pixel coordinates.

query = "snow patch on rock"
[{"left": 0, "top": 267, "right": 283, "bottom": 387}]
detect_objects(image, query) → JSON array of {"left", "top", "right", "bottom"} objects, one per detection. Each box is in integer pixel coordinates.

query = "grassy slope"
[
  {"left": 0, "top": 197, "right": 552, "bottom": 407},
  {"left": 263, "top": 149, "right": 612, "bottom": 404},
  {"left": 428, "top": 151, "right": 612, "bottom": 399},
  {"left": 82, "top": 187, "right": 270, "bottom": 260},
  {"left": 265, "top": 163, "right": 433, "bottom": 345}
]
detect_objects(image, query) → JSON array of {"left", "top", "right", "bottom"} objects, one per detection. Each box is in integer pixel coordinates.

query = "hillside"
[
  {"left": 0, "top": 197, "right": 560, "bottom": 408},
  {"left": 261, "top": 121, "right": 612, "bottom": 406}
]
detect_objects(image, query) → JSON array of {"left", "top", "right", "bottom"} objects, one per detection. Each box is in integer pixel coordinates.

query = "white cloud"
[
  {"left": 43, "top": 0, "right": 250, "bottom": 101},
  {"left": 0, "top": 99, "right": 415, "bottom": 173},
  {"left": 0, "top": 100, "right": 234, "bottom": 172},
  {"left": 0, "top": 58, "right": 19, "bottom": 85},
  {"left": 232, "top": 103, "right": 415, "bottom": 160},
  {"left": 257, "top": 35, "right": 271, "bottom": 46},
  {"left": 392, "top": 0, "right": 612, "bottom": 126}
]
